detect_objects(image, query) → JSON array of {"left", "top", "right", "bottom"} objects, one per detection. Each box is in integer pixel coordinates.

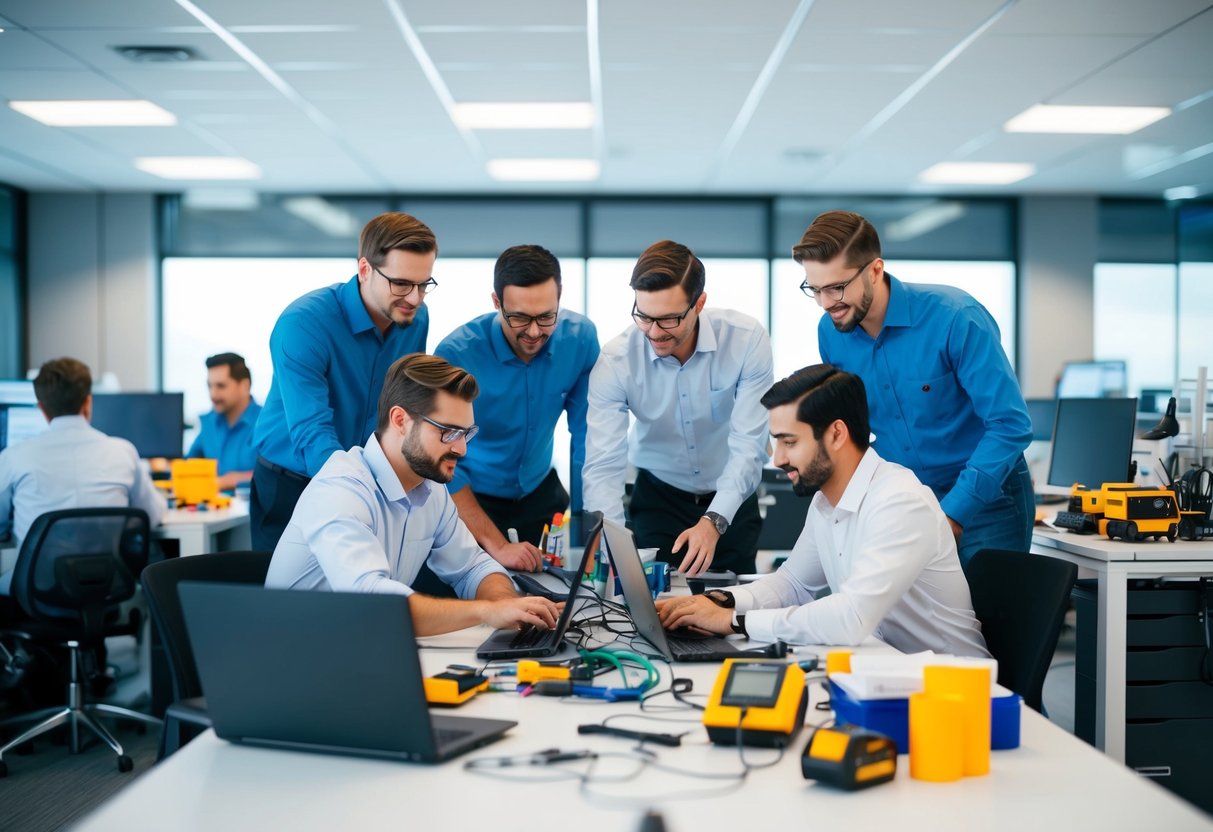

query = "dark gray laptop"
[{"left": 179, "top": 583, "right": 515, "bottom": 763}]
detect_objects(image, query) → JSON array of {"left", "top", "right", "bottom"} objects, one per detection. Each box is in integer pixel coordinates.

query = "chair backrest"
[
  {"left": 141, "top": 550, "right": 273, "bottom": 702},
  {"left": 11, "top": 508, "right": 151, "bottom": 639},
  {"left": 965, "top": 548, "right": 1077, "bottom": 711}
]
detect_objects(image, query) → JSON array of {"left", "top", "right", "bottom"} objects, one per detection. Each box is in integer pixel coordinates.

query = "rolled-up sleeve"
[{"left": 425, "top": 497, "right": 509, "bottom": 599}]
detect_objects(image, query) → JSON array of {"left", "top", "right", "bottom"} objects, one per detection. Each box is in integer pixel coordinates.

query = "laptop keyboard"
[
  {"left": 667, "top": 635, "right": 730, "bottom": 656},
  {"left": 433, "top": 727, "right": 473, "bottom": 745},
  {"left": 510, "top": 625, "right": 552, "bottom": 649}
]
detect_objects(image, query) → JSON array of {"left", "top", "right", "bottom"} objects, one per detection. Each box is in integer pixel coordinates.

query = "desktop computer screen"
[
  {"left": 1025, "top": 398, "right": 1057, "bottom": 441},
  {"left": 1047, "top": 397, "right": 1138, "bottom": 489},
  {"left": 1056, "top": 360, "right": 1128, "bottom": 398},
  {"left": 90, "top": 393, "right": 185, "bottom": 459},
  {"left": 0, "top": 404, "right": 49, "bottom": 452}
]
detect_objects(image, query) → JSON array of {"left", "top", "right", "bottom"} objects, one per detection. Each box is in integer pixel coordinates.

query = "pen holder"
[{"left": 923, "top": 665, "right": 991, "bottom": 777}]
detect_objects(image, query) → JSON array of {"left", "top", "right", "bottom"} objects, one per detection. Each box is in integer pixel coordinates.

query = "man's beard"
[
  {"left": 785, "top": 442, "right": 833, "bottom": 498},
  {"left": 830, "top": 276, "right": 874, "bottom": 333},
  {"left": 401, "top": 429, "right": 461, "bottom": 484}
]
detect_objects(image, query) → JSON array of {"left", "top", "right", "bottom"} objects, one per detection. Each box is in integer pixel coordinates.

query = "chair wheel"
[{"left": 117, "top": 754, "right": 133, "bottom": 773}]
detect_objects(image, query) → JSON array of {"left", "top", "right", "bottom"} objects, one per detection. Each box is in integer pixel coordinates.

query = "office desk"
[
  {"left": 76, "top": 632, "right": 1211, "bottom": 832},
  {"left": 155, "top": 503, "right": 251, "bottom": 557},
  {"left": 1030, "top": 528, "right": 1213, "bottom": 762}
]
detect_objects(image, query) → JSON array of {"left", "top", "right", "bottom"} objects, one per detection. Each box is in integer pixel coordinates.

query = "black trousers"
[
  {"left": 250, "top": 457, "right": 311, "bottom": 553},
  {"left": 628, "top": 469, "right": 762, "bottom": 574},
  {"left": 411, "top": 469, "right": 570, "bottom": 598}
]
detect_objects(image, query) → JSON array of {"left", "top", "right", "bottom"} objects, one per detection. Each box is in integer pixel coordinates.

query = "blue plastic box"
[{"left": 828, "top": 679, "right": 1021, "bottom": 754}]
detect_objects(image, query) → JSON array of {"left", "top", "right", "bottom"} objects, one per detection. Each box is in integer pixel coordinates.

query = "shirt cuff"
[
  {"left": 739, "top": 608, "right": 779, "bottom": 643},
  {"left": 707, "top": 490, "right": 744, "bottom": 524},
  {"left": 725, "top": 584, "right": 759, "bottom": 614},
  {"left": 940, "top": 486, "right": 982, "bottom": 529}
]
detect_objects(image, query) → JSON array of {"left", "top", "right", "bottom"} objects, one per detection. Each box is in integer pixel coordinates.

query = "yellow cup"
[
  {"left": 825, "top": 650, "right": 853, "bottom": 675},
  {"left": 924, "top": 665, "right": 991, "bottom": 777},
  {"left": 909, "top": 692, "right": 965, "bottom": 782}
]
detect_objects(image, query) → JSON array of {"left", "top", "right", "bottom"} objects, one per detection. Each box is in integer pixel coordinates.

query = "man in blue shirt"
[
  {"left": 434, "top": 245, "right": 599, "bottom": 574},
  {"left": 187, "top": 352, "right": 261, "bottom": 491},
  {"left": 250, "top": 213, "right": 436, "bottom": 551},
  {"left": 265, "top": 353, "right": 559, "bottom": 636},
  {"left": 794, "top": 210, "right": 1033, "bottom": 566}
]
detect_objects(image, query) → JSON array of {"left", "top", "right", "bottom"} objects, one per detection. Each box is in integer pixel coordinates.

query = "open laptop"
[
  {"left": 179, "top": 583, "right": 515, "bottom": 763},
  {"left": 602, "top": 517, "right": 750, "bottom": 663},
  {"left": 476, "top": 516, "right": 603, "bottom": 660}
]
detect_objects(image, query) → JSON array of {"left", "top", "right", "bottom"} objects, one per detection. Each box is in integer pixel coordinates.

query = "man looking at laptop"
[
  {"left": 656, "top": 365, "right": 989, "bottom": 658},
  {"left": 265, "top": 353, "right": 560, "bottom": 636}
]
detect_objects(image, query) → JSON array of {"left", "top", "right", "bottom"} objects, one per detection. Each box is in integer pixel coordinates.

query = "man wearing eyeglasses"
[
  {"left": 250, "top": 212, "right": 438, "bottom": 552},
  {"left": 583, "top": 240, "right": 774, "bottom": 576},
  {"left": 265, "top": 354, "right": 561, "bottom": 635},
  {"left": 794, "top": 210, "right": 1033, "bottom": 566},
  {"left": 433, "top": 245, "right": 599, "bottom": 576}
]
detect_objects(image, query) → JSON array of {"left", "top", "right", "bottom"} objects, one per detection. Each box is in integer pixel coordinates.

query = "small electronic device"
[
  {"left": 801, "top": 723, "right": 897, "bottom": 790},
  {"left": 703, "top": 659, "right": 807, "bottom": 747},
  {"left": 423, "top": 671, "right": 489, "bottom": 707},
  {"left": 170, "top": 458, "right": 231, "bottom": 508}
]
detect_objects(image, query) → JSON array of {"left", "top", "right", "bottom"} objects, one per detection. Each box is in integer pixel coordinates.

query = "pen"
[{"left": 489, "top": 748, "right": 597, "bottom": 767}]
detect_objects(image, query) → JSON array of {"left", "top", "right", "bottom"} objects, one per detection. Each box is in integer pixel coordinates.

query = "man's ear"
[
  {"left": 356, "top": 256, "right": 372, "bottom": 284},
  {"left": 829, "top": 418, "right": 850, "bottom": 450},
  {"left": 391, "top": 405, "right": 412, "bottom": 434},
  {"left": 491, "top": 292, "right": 501, "bottom": 311},
  {"left": 694, "top": 291, "right": 707, "bottom": 313}
]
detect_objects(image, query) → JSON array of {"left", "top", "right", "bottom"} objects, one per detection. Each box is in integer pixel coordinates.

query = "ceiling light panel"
[
  {"left": 453, "top": 102, "right": 593, "bottom": 129},
  {"left": 1005, "top": 104, "right": 1171, "bottom": 134},
  {"left": 135, "top": 156, "right": 261, "bottom": 179},
  {"left": 918, "top": 161, "right": 1035, "bottom": 184},
  {"left": 9, "top": 99, "right": 176, "bottom": 126},
  {"left": 487, "top": 158, "right": 600, "bottom": 181}
]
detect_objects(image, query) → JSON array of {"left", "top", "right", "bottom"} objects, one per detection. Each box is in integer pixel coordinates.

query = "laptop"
[
  {"left": 601, "top": 518, "right": 750, "bottom": 663},
  {"left": 179, "top": 583, "right": 516, "bottom": 763},
  {"left": 476, "top": 516, "right": 604, "bottom": 660}
]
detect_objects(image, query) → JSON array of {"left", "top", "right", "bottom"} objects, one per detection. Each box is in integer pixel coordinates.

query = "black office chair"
[
  {"left": 0, "top": 508, "right": 163, "bottom": 777},
  {"left": 140, "top": 550, "right": 272, "bottom": 759},
  {"left": 965, "top": 548, "right": 1078, "bottom": 712}
]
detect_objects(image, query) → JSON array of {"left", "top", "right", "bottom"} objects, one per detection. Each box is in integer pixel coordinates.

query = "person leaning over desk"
[
  {"left": 657, "top": 364, "right": 990, "bottom": 659},
  {"left": 186, "top": 352, "right": 261, "bottom": 492},
  {"left": 582, "top": 240, "right": 773, "bottom": 576},
  {"left": 263, "top": 353, "right": 560, "bottom": 636},
  {"left": 249, "top": 212, "right": 438, "bottom": 553}
]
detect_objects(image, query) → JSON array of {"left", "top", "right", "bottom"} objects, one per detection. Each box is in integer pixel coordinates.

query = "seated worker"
[
  {"left": 0, "top": 357, "right": 167, "bottom": 594},
  {"left": 657, "top": 364, "right": 989, "bottom": 658},
  {"left": 264, "top": 353, "right": 561, "bottom": 637},
  {"left": 186, "top": 352, "right": 261, "bottom": 491}
]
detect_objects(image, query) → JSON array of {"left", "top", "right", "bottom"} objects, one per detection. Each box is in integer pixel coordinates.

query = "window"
[{"left": 1094, "top": 264, "right": 1177, "bottom": 397}]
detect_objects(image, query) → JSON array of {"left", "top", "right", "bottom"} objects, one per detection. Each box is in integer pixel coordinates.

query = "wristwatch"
[
  {"left": 703, "top": 511, "right": 729, "bottom": 536},
  {"left": 703, "top": 589, "right": 735, "bottom": 608}
]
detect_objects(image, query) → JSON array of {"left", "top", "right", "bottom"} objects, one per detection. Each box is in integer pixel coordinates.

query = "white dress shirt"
[
  {"left": 264, "top": 433, "right": 509, "bottom": 599},
  {"left": 583, "top": 308, "right": 773, "bottom": 525},
  {"left": 730, "top": 448, "right": 989, "bottom": 658}
]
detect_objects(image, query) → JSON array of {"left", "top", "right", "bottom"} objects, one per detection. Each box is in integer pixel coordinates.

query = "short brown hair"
[
  {"left": 359, "top": 212, "right": 438, "bottom": 267},
  {"left": 792, "top": 210, "right": 881, "bottom": 267},
  {"left": 33, "top": 357, "right": 92, "bottom": 418},
  {"left": 630, "top": 240, "right": 705, "bottom": 300},
  {"left": 376, "top": 353, "right": 478, "bottom": 433},
  {"left": 205, "top": 352, "right": 251, "bottom": 383}
]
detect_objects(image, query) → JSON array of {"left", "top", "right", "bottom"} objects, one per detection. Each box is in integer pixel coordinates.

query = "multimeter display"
[{"left": 719, "top": 664, "right": 785, "bottom": 708}]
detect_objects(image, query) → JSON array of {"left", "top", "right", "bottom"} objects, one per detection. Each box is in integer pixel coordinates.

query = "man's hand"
[
  {"left": 480, "top": 596, "right": 561, "bottom": 631},
  {"left": 489, "top": 541, "right": 544, "bottom": 572},
  {"left": 655, "top": 595, "right": 733, "bottom": 635},
  {"left": 947, "top": 517, "right": 963, "bottom": 542},
  {"left": 672, "top": 516, "right": 720, "bottom": 576},
  {"left": 217, "top": 471, "right": 251, "bottom": 492}
]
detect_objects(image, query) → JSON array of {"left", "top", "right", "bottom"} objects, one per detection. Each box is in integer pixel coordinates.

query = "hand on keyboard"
[{"left": 481, "top": 596, "right": 562, "bottom": 631}]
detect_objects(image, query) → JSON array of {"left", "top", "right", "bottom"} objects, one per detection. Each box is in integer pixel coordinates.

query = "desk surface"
[
  {"left": 156, "top": 502, "right": 249, "bottom": 530},
  {"left": 1033, "top": 526, "right": 1213, "bottom": 563},
  {"left": 76, "top": 630, "right": 1212, "bottom": 832}
]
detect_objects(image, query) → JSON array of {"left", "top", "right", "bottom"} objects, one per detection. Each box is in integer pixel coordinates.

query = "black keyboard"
[
  {"left": 1055, "top": 511, "right": 1098, "bottom": 533},
  {"left": 510, "top": 625, "right": 552, "bottom": 649},
  {"left": 667, "top": 635, "right": 730, "bottom": 656}
]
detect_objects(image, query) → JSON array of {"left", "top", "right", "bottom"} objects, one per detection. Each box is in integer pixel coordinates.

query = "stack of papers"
[{"left": 830, "top": 652, "right": 1001, "bottom": 700}]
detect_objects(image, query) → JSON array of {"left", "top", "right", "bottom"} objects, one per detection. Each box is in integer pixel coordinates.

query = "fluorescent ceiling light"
[
  {"left": 454, "top": 102, "right": 594, "bottom": 129},
  {"left": 135, "top": 156, "right": 261, "bottom": 180},
  {"left": 9, "top": 99, "right": 176, "bottom": 126},
  {"left": 487, "top": 158, "right": 600, "bottom": 182},
  {"left": 919, "top": 162, "right": 1035, "bottom": 185},
  {"left": 1164, "top": 186, "right": 1201, "bottom": 201},
  {"left": 886, "top": 201, "right": 966, "bottom": 242},
  {"left": 282, "top": 196, "right": 360, "bottom": 236},
  {"left": 1005, "top": 104, "right": 1170, "bottom": 134}
]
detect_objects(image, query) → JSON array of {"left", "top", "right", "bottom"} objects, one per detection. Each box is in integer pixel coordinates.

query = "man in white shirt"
[
  {"left": 583, "top": 240, "right": 773, "bottom": 576},
  {"left": 264, "top": 353, "right": 561, "bottom": 637},
  {"left": 0, "top": 357, "right": 167, "bottom": 595},
  {"left": 657, "top": 364, "right": 989, "bottom": 658}
]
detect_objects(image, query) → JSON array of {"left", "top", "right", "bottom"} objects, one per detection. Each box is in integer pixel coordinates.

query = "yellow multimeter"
[
  {"left": 801, "top": 724, "right": 897, "bottom": 790},
  {"left": 423, "top": 671, "right": 489, "bottom": 707},
  {"left": 704, "top": 660, "right": 807, "bottom": 747}
]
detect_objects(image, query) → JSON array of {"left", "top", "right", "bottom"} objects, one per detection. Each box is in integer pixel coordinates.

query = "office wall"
[{"left": 27, "top": 192, "right": 158, "bottom": 388}]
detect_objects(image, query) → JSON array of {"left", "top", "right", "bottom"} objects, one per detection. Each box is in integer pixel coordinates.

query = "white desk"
[
  {"left": 1030, "top": 528, "right": 1213, "bottom": 762},
  {"left": 155, "top": 503, "right": 251, "bottom": 557},
  {"left": 75, "top": 632, "right": 1211, "bottom": 831}
]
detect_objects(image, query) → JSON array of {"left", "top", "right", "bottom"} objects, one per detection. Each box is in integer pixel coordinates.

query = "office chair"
[
  {"left": 0, "top": 508, "right": 163, "bottom": 777},
  {"left": 965, "top": 548, "right": 1078, "bottom": 712},
  {"left": 140, "top": 550, "right": 272, "bottom": 758}
]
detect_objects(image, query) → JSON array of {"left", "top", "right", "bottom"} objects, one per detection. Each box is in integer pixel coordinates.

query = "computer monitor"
[
  {"left": 1056, "top": 360, "right": 1127, "bottom": 398},
  {"left": 0, "top": 404, "right": 49, "bottom": 452},
  {"left": 1047, "top": 398, "right": 1138, "bottom": 489},
  {"left": 90, "top": 393, "right": 185, "bottom": 458},
  {"left": 1025, "top": 398, "right": 1057, "bottom": 441},
  {"left": 0, "top": 380, "right": 37, "bottom": 407}
]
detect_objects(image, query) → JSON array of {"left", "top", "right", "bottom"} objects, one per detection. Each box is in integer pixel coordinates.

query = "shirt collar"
[
  {"left": 643, "top": 309, "right": 717, "bottom": 364},
  {"left": 338, "top": 275, "right": 377, "bottom": 335},
  {"left": 49, "top": 414, "right": 88, "bottom": 431},
  {"left": 883, "top": 274, "right": 911, "bottom": 328},
  {"left": 362, "top": 432, "right": 431, "bottom": 507},
  {"left": 836, "top": 447, "right": 883, "bottom": 514},
  {"left": 234, "top": 398, "right": 260, "bottom": 428}
]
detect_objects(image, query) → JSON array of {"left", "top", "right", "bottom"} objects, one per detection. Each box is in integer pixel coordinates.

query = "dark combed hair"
[
  {"left": 376, "top": 353, "right": 479, "bottom": 433},
  {"left": 760, "top": 363, "right": 871, "bottom": 451},
  {"left": 205, "top": 352, "right": 251, "bottom": 383},
  {"left": 494, "top": 244, "right": 562, "bottom": 300},
  {"left": 359, "top": 212, "right": 438, "bottom": 266},
  {"left": 629, "top": 240, "right": 705, "bottom": 300},
  {"left": 33, "top": 357, "right": 93, "bottom": 418},
  {"left": 791, "top": 210, "right": 881, "bottom": 268}
]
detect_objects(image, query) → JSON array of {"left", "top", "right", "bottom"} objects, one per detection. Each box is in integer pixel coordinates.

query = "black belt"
[
  {"left": 640, "top": 470, "right": 715, "bottom": 506},
  {"left": 256, "top": 456, "right": 311, "bottom": 484}
]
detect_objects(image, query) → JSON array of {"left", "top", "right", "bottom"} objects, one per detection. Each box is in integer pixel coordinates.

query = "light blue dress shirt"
[
  {"left": 434, "top": 310, "right": 599, "bottom": 509},
  {"left": 263, "top": 432, "right": 508, "bottom": 598},
  {"left": 187, "top": 399, "right": 262, "bottom": 475},
  {"left": 583, "top": 308, "right": 774, "bottom": 526},
  {"left": 252, "top": 276, "right": 429, "bottom": 477},
  {"left": 818, "top": 274, "right": 1032, "bottom": 528}
]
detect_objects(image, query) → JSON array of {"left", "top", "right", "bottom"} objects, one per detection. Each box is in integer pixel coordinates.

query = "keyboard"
[
  {"left": 666, "top": 633, "right": 740, "bottom": 659},
  {"left": 433, "top": 727, "right": 473, "bottom": 745},
  {"left": 1054, "top": 511, "right": 1098, "bottom": 534},
  {"left": 509, "top": 625, "right": 552, "bottom": 650}
]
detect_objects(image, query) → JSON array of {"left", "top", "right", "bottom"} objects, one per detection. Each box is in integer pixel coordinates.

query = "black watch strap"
[
  {"left": 731, "top": 613, "right": 747, "bottom": 636},
  {"left": 703, "top": 589, "right": 735, "bottom": 608}
]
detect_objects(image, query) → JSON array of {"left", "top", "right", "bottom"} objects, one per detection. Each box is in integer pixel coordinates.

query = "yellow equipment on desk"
[
  {"left": 801, "top": 723, "right": 898, "bottom": 790},
  {"left": 424, "top": 671, "right": 489, "bottom": 707},
  {"left": 1064, "top": 483, "right": 1200, "bottom": 542},
  {"left": 170, "top": 458, "right": 231, "bottom": 509},
  {"left": 704, "top": 659, "right": 807, "bottom": 747}
]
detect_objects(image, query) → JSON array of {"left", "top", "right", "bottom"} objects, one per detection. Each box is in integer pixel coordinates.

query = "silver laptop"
[{"left": 179, "top": 583, "right": 515, "bottom": 763}]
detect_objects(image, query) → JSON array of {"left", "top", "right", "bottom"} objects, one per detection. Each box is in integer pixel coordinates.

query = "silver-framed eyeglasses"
[
  {"left": 502, "top": 310, "right": 558, "bottom": 329},
  {"left": 800, "top": 258, "right": 875, "bottom": 302},
  {"left": 413, "top": 413, "right": 479, "bottom": 444},
  {"left": 631, "top": 297, "right": 698, "bottom": 331},
  {"left": 374, "top": 265, "right": 438, "bottom": 298}
]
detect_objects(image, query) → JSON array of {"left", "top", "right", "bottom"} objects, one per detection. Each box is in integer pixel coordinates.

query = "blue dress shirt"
[
  {"left": 263, "top": 432, "right": 508, "bottom": 598},
  {"left": 434, "top": 311, "right": 599, "bottom": 510},
  {"left": 583, "top": 308, "right": 774, "bottom": 526},
  {"left": 187, "top": 400, "right": 262, "bottom": 475},
  {"left": 252, "top": 276, "right": 429, "bottom": 477},
  {"left": 818, "top": 274, "right": 1031, "bottom": 528}
]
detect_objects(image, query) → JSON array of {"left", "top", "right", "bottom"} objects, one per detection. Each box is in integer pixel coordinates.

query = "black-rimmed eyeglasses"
[
  {"left": 502, "top": 310, "right": 558, "bottom": 330},
  {"left": 631, "top": 298, "right": 698, "bottom": 331},
  {"left": 800, "top": 258, "right": 874, "bottom": 302},
  {"left": 413, "top": 413, "right": 479, "bottom": 444},
  {"left": 374, "top": 266, "right": 438, "bottom": 298}
]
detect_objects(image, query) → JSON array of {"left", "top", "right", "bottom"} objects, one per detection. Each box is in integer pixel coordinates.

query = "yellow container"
[
  {"left": 909, "top": 692, "right": 965, "bottom": 782},
  {"left": 924, "top": 665, "right": 991, "bottom": 777},
  {"left": 825, "top": 650, "right": 853, "bottom": 675}
]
